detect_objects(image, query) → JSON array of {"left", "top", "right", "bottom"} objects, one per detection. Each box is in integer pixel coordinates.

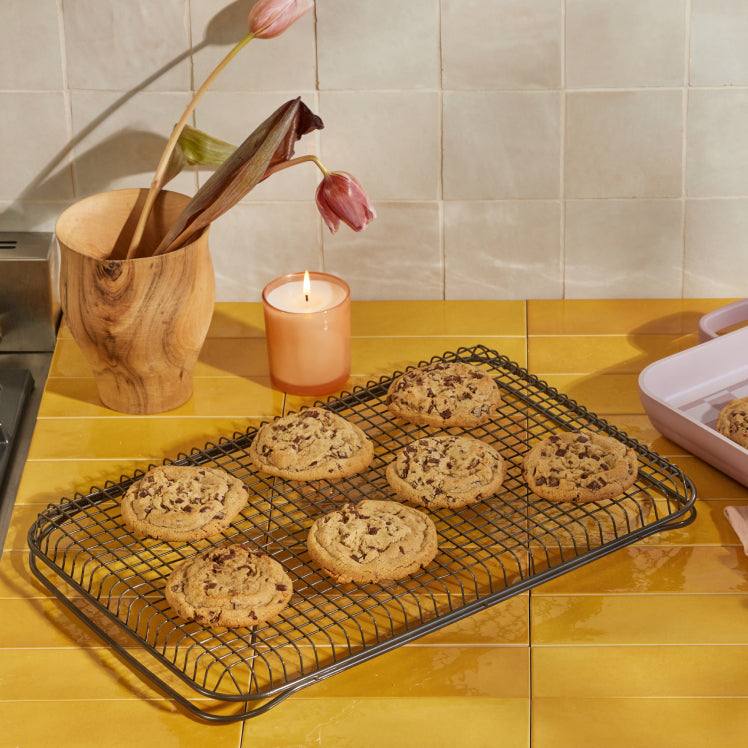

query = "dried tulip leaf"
[
  {"left": 153, "top": 98, "right": 323, "bottom": 255},
  {"left": 178, "top": 125, "right": 236, "bottom": 166}
]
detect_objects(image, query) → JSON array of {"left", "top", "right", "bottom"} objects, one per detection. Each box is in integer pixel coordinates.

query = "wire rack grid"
[{"left": 27, "top": 345, "right": 697, "bottom": 722}]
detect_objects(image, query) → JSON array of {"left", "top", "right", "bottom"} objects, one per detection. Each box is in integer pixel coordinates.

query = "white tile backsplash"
[
  {"left": 2, "top": 0, "right": 747, "bottom": 301},
  {"left": 444, "top": 92, "right": 561, "bottom": 199},
  {"left": 317, "top": 0, "right": 440, "bottom": 91},
  {"left": 0, "top": 0, "right": 63, "bottom": 90},
  {"left": 62, "top": 0, "right": 191, "bottom": 91},
  {"left": 442, "top": 0, "right": 562, "bottom": 91},
  {"left": 566, "top": 0, "right": 686, "bottom": 88},
  {"left": 687, "top": 90, "right": 748, "bottom": 197},
  {"left": 444, "top": 201, "right": 562, "bottom": 299},
  {"left": 565, "top": 199, "right": 684, "bottom": 298},
  {"left": 565, "top": 91, "right": 683, "bottom": 198}
]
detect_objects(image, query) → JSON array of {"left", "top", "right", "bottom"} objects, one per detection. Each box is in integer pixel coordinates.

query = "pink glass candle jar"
[{"left": 262, "top": 271, "right": 351, "bottom": 396}]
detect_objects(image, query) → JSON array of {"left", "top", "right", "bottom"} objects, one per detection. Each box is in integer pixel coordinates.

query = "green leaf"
[
  {"left": 178, "top": 125, "right": 237, "bottom": 166},
  {"left": 153, "top": 98, "right": 323, "bottom": 256}
]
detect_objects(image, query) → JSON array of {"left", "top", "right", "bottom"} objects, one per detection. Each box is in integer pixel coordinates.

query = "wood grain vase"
[{"left": 55, "top": 189, "right": 215, "bottom": 414}]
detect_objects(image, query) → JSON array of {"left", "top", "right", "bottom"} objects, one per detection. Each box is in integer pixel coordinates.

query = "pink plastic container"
[{"left": 638, "top": 299, "right": 748, "bottom": 488}]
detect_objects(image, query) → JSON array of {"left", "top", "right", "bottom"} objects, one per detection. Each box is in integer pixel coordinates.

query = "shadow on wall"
[{"left": 0, "top": 0, "right": 250, "bottom": 230}]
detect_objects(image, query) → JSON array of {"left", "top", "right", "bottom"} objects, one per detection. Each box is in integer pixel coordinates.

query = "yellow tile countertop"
[{"left": 2, "top": 299, "right": 748, "bottom": 746}]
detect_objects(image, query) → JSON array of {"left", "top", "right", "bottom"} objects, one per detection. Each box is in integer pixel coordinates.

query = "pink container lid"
[{"left": 639, "top": 300, "right": 748, "bottom": 488}]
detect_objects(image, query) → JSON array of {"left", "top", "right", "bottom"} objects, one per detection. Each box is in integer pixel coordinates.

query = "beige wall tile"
[
  {"left": 566, "top": 0, "right": 685, "bottom": 88},
  {"left": 0, "top": 201, "right": 71, "bottom": 232},
  {"left": 442, "top": 0, "right": 562, "bottom": 90},
  {"left": 62, "top": 0, "right": 190, "bottom": 91},
  {"left": 190, "top": 0, "right": 316, "bottom": 92},
  {"left": 0, "top": 0, "right": 63, "bottom": 89},
  {"left": 691, "top": 0, "right": 748, "bottom": 86},
  {"left": 685, "top": 199, "right": 748, "bottom": 297},
  {"left": 565, "top": 199, "right": 684, "bottom": 299},
  {"left": 444, "top": 201, "right": 562, "bottom": 299},
  {"left": 70, "top": 91, "right": 196, "bottom": 196},
  {"left": 565, "top": 91, "right": 683, "bottom": 198},
  {"left": 687, "top": 90, "right": 748, "bottom": 197},
  {"left": 444, "top": 92, "right": 561, "bottom": 199},
  {"left": 317, "top": 0, "right": 440, "bottom": 90},
  {"left": 208, "top": 201, "right": 322, "bottom": 302},
  {"left": 319, "top": 92, "right": 440, "bottom": 201},
  {"left": 0, "top": 92, "right": 74, "bottom": 202},
  {"left": 323, "top": 203, "right": 442, "bottom": 301}
]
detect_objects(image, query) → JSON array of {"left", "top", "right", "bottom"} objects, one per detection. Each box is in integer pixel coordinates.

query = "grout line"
[{"left": 681, "top": 0, "right": 693, "bottom": 298}]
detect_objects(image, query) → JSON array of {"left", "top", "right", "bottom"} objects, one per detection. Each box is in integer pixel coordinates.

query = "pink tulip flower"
[
  {"left": 248, "top": 0, "right": 314, "bottom": 39},
  {"left": 315, "top": 172, "right": 376, "bottom": 234}
]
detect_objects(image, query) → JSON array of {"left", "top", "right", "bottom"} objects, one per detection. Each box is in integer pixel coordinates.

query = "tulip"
[
  {"left": 248, "top": 0, "right": 314, "bottom": 39},
  {"left": 316, "top": 171, "right": 376, "bottom": 234}
]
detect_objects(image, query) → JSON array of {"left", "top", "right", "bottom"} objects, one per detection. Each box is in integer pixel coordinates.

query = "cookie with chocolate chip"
[
  {"left": 716, "top": 396, "right": 748, "bottom": 448},
  {"left": 386, "top": 361, "right": 502, "bottom": 428},
  {"left": 164, "top": 544, "right": 293, "bottom": 628},
  {"left": 523, "top": 431, "right": 638, "bottom": 504},
  {"left": 386, "top": 435, "right": 506, "bottom": 509},
  {"left": 306, "top": 499, "right": 438, "bottom": 584},
  {"left": 121, "top": 464, "right": 249, "bottom": 542},
  {"left": 249, "top": 408, "right": 374, "bottom": 481}
]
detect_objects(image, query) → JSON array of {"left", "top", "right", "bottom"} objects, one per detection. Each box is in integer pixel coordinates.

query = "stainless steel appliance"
[{"left": 0, "top": 232, "right": 60, "bottom": 553}]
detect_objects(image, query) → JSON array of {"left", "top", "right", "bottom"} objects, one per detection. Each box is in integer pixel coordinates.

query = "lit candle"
[{"left": 262, "top": 271, "right": 351, "bottom": 396}]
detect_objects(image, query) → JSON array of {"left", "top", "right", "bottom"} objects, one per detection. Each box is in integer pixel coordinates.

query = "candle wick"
[{"left": 305, "top": 293, "right": 309, "bottom": 302}]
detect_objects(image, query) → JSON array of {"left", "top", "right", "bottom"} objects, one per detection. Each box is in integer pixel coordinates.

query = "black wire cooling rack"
[{"left": 27, "top": 345, "right": 697, "bottom": 722}]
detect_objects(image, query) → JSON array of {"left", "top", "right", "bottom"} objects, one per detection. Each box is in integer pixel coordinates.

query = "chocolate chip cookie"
[
  {"left": 386, "top": 435, "right": 506, "bottom": 509},
  {"left": 306, "top": 499, "right": 438, "bottom": 584},
  {"left": 523, "top": 431, "right": 638, "bottom": 504},
  {"left": 249, "top": 408, "right": 374, "bottom": 481},
  {"left": 164, "top": 544, "right": 293, "bottom": 628},
  {"left": 386, "top": 361, "right": 502, "bottom": 428},
  {"left": 716, "top": 396, "right": 748, "bottom": 448},
  {"left": 121, "top": 464, "right": 249, "bottom": 542}
]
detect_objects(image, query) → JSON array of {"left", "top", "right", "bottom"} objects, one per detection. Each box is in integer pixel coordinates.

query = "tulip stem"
[
  {"left": 263, "top": 154, "right": 330, "bottom": 179},
  {"left": 126, "top": 31, "right": 255, "bottom": 258}
]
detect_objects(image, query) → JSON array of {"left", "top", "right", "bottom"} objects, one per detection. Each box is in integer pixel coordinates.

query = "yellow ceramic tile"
[
  {"left": 15, "top": 459, "right": 159, "bottom": 503},
  {"left": 37, "top": 376, "right": 281, "bottom": 419},
  {"left": 303, "top": 645, "right": 528, "bottom": 698},
  {"left": 49, "top": 336, "right": 272, "bottom": 379},
  {"left": 602, "top": 413, "right": 687, "bottom": 455},
  {"left": 531, "top": 594, "right": 748, "bottom": 645},
  {"left": 638, "top": 498, "right": 743, "bottom": 547},
  {"left": 527, "top": 298, "right": 735, "bottom": 335},
  {"left": 208, "top": 301, "right": 266, "bottom": 336},
  {"left": 26, "top": 417, "right": 261, "bottom": 461},
  {"left": 0, "top": 550, "right": 46, "bottom": 598},
  {"left": 420, "top": 593, "right": 529, "bottom": 646},
  {"left": 0, "top": 648, "right": 161, "bottom": 701},
  {"left": 535, "top": 373, "right": 644, "bottom": 415},
  {"left": 351, "top": 336, "right": 528, "bottom": 378},
  {"left": 669, "top": 455, "right": 748, "bottom": 499},
  {"left": 352, "top": 299, "right": 527, "bottom": 337},
  {"left": 241, "top": 696, "right": 530, "bottom": 748},
  {"left": 0, "top": 597, "right": 113, "bottom": 648},
  {"left": 0, "top": 701, "right": 243, "bottom": 747},
  {"left": 532, "top": 697, "right": 746, "bottom": 748},
  {"left": 533, "top": 545, "right": 748, "bottom": 594},
  {"left": 534, "top": 644, "right": 748, "bottom": 697},
  {"left": 5, "top": 503, "right": 52, "bottom": 551},
  {"left": 528, "top": 334, "right": 693, "bottom": 375},
  {"left": 195, "top": 337, "right": 270, "bottom": 377}
]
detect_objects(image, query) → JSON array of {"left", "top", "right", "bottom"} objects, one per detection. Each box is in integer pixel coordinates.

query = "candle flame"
[{"left": 303, "top": 271, "right": 310, "bottom": 302}]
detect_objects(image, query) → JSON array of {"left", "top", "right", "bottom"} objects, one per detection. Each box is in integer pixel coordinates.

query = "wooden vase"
[{"left": 55, "top": 188, "right": 215, "bottom": 414}]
